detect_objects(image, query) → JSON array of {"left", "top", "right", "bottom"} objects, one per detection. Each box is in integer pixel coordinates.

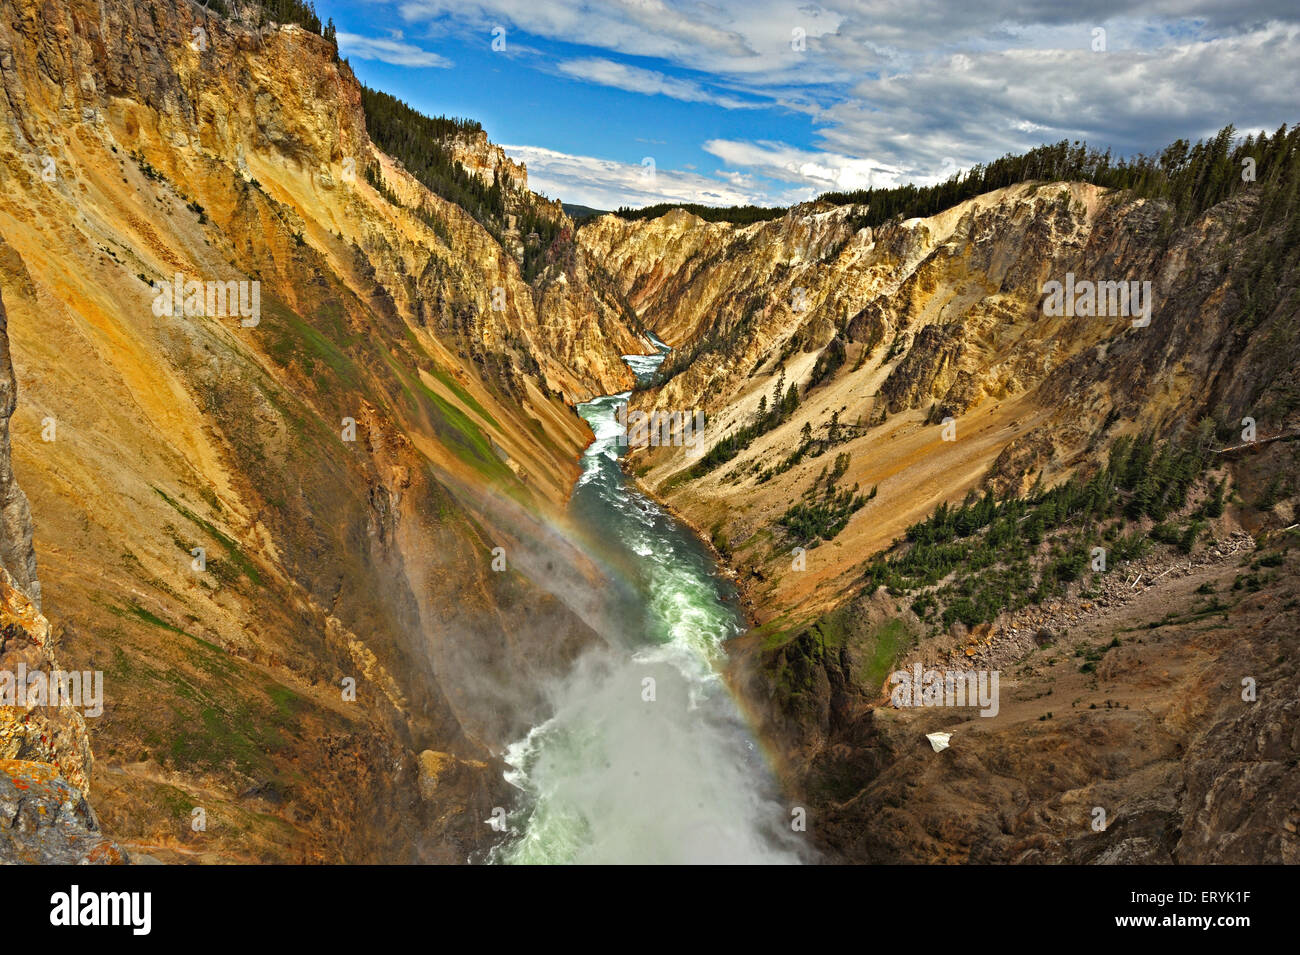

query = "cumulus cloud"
[
  {"left": 386, "top": 0, "right": 1300, "bottom": 204},
  {"left": 337, "top": 32, "right": 452, "bottom": 68},
  {"left": 501, "top": 144, "right": 800, "bottom": 209},
  {"left": 704, "top": 140, "right": 908, "bottom": 192},
  {"left": 815, "top": 21, "right": 1300, "bottom": 179},
  {"left": 556, "top": 58, "right": 760, "bottom": 110}
]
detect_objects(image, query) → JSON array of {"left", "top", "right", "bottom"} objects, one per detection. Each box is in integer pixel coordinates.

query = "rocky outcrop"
[
  {"left": 877, "top": 323, "right": 966, "bottom": 418},
  {"left": 447, "top": 130, "right": 530, "bottom": 194},
  {"left": 0, "top": 566, "right": 90, "bottom": 794},
  {"left": 0, "top": 760, "right": 124, "bottom": 864},
  {"left": 0, "top": 509, "right": 121, "bottom": 862},
  {"left": 0, "top": 290, "right": 37, "bottom": 607}
]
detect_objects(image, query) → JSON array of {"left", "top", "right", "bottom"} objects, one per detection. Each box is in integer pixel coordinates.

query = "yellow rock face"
[
  {"left": 578, "top": 182, "right": 1247, "bottom": 623},
  {"left": 0, "top": 0, "right": 645, "bottom": 862}
]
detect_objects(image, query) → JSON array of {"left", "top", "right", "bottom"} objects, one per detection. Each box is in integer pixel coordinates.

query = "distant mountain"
[{"left": 562, "top": 203, "right": 608, "bottom": 220}]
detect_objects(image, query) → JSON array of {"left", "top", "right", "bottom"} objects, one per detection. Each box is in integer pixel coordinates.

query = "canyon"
[
  {"left": 583, "top": 157, "right": 1299, "bottom": 863},
  {"left": 0, "top": 0, "right": 643, "bottom": 863},
  {"left": 0, "top": 0, "right": 1296, "bottom": 864}
]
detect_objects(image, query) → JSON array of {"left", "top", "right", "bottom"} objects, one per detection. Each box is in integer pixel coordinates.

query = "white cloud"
[
  {"left": 398, "top": 0, "right": 758, "bottom": 67},
  {"left": 394, "top": 0, "right": 1298, "bottom": 82},
  {"left": 337, "top": 32, "right": 452, "bottom": 68},
  {"left": 556, "top": 58, "right": 759, "bottom": 109},
  {"left": 704, "top": 140, "right": 908, "bottom": 192},
  {"left": 383, "top": 1, "right": 1300, "bottom": 204},
  {"left": 814, "top": 21, "right": 1300, "bottom": 178},
  {"left": 501, "top": 144, "right": 798, "bottom": 209}
]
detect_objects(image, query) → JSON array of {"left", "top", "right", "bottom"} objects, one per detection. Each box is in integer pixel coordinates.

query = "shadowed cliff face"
[
  {"left": 726, "top": 522, "right": 1299, "bottom": 864},
  {"left": 0, "top": 0, "right": 650, "bottom": 862}
]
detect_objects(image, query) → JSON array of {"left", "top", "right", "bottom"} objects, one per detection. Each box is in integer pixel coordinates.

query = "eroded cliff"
[
  {"left": 0, "top": 0, "right": 647, "bottom": 862},
  {"left": 579, "top": 166, "right": 1300, "bottom": 863}
]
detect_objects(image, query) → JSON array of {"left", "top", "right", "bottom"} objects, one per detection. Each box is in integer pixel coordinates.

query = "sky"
[{"left": 319, "top": 1, "right": 1300, "bottom": 210}]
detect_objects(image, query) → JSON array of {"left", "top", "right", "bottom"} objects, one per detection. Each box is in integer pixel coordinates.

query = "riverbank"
[{"left": 623, "top": 459, "right": 766, "bottom": 631}]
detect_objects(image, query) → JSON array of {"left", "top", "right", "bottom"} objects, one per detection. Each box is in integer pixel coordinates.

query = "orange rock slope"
[{"left": 0, "top": 0, "right": 647, "bottom": 862}]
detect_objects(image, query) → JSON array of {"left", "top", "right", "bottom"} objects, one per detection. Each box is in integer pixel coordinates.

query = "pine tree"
[
  {"left": 1206, "top": 479, "right": 1226, "bottom": 518},
  {"left": 783, "top": 384, "right": 800, "bottom": 418}
]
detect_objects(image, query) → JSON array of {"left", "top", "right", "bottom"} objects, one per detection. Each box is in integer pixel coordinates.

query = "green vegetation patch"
[
  {"left": 152, "top": 486, "right": 262, "bottom": 585},
  {"left": 259, "top": 295, "right": 359, "bottom": 389},
  {"left": 861, "top": 429, "right": 1218, "bottom": 630},
  {"left": 855, "top": 618, "right": 913, "bottom": 691},
  {"left": 380, "top": 352, "right": 515, "bottom": 485}
]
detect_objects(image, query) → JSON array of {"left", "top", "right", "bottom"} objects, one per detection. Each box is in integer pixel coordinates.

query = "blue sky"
[{"left": 321, "top": 1, "right": 1300, "bottom": 210}]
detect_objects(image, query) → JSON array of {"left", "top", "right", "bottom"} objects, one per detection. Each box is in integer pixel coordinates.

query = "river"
[{"left": 490, "top": 341, "right": 804, "bottom": 864}]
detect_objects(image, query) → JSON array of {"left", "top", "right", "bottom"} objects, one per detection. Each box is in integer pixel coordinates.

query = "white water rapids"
[{"left": 490, "top": 344, "right": 804, "bottom": 864}]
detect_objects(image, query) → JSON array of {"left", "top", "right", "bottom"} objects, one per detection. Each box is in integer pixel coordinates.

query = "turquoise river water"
[{"left": 491, "top": 343, "right": 803, "bottom": 864}]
